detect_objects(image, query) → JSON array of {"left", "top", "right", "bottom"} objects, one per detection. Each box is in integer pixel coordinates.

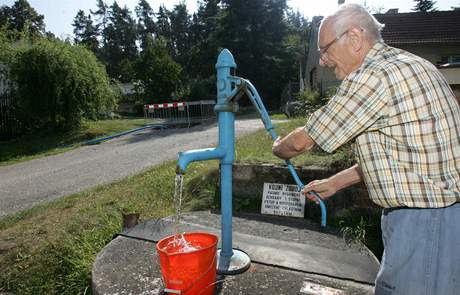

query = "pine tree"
[
  {"left": 192, "top": 0, "right": 220, "bottom": 42},
  {"left": 103, "top": 1, "right": 138, "bottom": 82},
  {"left": 90, "top": 0, "right": 109, "bottom": 46},
  {"left": 412, "top": 0, "right": 437, "bottom": 12},
  {"left": 0, "top": 6, "right": 12, "bottom": 30},
  {"left": 188, "top": 0, "right": 222, "bottom": 78},
  {"left": 169, "top": 3, "right": 191, "bottom": 64},
  {"left": 0, "top": 0, "right": 45, "bottom": 40},
  {"left": 219, "top": 0, "right": 289, "bottom": 107},
  {"left": 72, "top": 10, "right": 99, "bottom": 53},
  {"left": 135, "top": 0, "right": 155, "bottom": 51},
  {"left": 284, "top": 9, "right": 310, "bottom": 92},
  {"left": 155, "top": 5, "right": 173, "bottom": 55}
]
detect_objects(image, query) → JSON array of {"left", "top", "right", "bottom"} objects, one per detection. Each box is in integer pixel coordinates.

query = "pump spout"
[{"left": 176, "top": 147, "right": 226, "bottom": 174}]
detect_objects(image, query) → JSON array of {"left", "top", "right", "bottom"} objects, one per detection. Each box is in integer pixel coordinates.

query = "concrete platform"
[{"left": 92, "top": 211, "right": 380, "bottom": 294}]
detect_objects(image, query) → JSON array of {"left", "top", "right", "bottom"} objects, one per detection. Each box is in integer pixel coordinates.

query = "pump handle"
[{"left": 230, "top": 77, "right": 327, "bottom": 227}]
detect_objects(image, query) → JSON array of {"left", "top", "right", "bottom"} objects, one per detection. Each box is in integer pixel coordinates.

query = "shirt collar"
[{"left": 363, "top": 42, "right": 387, "bottom": 66}]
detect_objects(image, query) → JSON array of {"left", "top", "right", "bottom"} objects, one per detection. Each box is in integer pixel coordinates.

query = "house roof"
[{"left": 374, "top": 10, "right": 460, "bottom": 45}]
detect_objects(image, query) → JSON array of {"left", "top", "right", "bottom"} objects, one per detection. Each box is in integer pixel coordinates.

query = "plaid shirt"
[{"left": 305, "top": 42, "right": 460, "bottom": 208}]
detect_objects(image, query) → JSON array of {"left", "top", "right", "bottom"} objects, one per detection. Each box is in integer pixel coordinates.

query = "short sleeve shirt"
[{"left": 305, "top": 42, "right": 460, "bottom": 208}]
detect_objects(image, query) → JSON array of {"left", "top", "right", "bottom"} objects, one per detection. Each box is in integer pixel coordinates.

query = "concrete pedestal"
[{"left": 92, "top": 211, "right": 380, "bottom": 294}]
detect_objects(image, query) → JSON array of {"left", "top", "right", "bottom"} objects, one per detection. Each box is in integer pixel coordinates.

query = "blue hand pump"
[{"left": 176, "top": 49, "right": 327, "bottom": 276}]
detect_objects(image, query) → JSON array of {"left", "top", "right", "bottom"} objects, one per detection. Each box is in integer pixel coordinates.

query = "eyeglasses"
[{"left": 318, "top": 30, "right": 349, "bottom": 59}]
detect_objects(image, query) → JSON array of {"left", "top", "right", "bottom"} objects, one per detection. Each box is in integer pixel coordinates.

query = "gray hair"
[{"left": 322, "top": 3, "right": 385, "bottom": 43}]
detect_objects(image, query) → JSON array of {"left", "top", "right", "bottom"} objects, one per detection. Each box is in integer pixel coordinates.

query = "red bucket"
[{"left": 156, "top": 232, "right": 218, "bottom": 295}]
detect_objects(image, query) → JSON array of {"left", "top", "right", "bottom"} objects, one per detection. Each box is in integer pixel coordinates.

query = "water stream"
[
  {"left": 174, "top": 173, "right": 184, "bottom": 236},
  {"left": 161, "top": 173, "right": 200, "bottom": 254}
]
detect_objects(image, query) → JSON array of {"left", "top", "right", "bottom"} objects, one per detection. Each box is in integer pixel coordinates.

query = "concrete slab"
[{"left": 92, "top": 211, "right": 380, "bottom": 294}]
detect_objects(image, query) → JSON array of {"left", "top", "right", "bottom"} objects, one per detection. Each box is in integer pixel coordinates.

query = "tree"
[
  {"left": 0, "top": 30, "right": 16, "bottom": 92},
  {"left": 187, "top": 0, "right": 222, "bottom": 78},
  {"left": 135, "top": 37, "right": 182, "bottom": 103},
  {"left": 11, "top": 40, "right": 116, "bottom": 131},
  {"left": 0, "top": 0, "right": 45, "bottom": 40},
  {"left": 169, "top": 3, "right": 191, "bottom": 66},
  {"left": 155, "top": 5, "right": 173, "bottom": 55},
  {"left": 219, "top": 0, "right": 290, "bottom": 108},
  {"left": 284, "top": 8, "right": 310, "bottom": 86},
  {"left": 0, "top": 6, "right": 11, "bottom": 29},
  {"left": 103, "top": 1, "right": 138, "bottom": 82},
  {"left": 90, "top": 0, "right": 109, "bottom": 45},
  {"left": 412, "top": 0, "right": 437, "bottom": 12},
  {"left": 72, "top": 10, "right": 99, "bottom": 53},
  {"left": 135, "top": 0, "right": 156, "bottom": 51}
]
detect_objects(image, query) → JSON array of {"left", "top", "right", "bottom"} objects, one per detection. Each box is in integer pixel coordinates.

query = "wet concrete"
[{"left": 92, "top": 211, "right": 379, "bottom": 294}]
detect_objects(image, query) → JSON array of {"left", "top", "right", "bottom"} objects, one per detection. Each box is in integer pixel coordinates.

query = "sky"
[{"left": 0, "top": 0, "right": 458, "bottom": 39}]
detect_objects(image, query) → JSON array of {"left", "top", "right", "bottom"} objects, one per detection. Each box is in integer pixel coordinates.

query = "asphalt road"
[{"left": 0, "top": 118, "right": 274, "bottom": 218}]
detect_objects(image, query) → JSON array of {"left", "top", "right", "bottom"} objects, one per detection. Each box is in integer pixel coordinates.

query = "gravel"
[{"left": 0, "top": 118, "right": 274, "bottom": 218}]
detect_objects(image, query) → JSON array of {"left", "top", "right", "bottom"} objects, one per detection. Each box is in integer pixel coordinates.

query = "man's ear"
[{"left": 347, "top": 27, "right": 364, "bottom": 52}]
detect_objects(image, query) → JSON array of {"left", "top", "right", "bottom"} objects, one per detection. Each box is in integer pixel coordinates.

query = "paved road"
[{"left": 0, "top": 118, "right": 273, "bottom": 218}]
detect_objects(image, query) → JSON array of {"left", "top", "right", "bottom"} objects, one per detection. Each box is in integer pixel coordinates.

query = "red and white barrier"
[
  {"left": 143, "top": 100, "right": 216, "bottom": 126},
  {"left": 145, "top": 102, "right": 186, "bottom": 109}
]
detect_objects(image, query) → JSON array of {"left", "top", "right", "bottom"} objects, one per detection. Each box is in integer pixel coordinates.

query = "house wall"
[
  {"left": 388, "top": 44, "right": 460, "bottom": 103},
  {"left": 439, "top": 67, "right": 460, "bottom": 84},
  {"left": 305, "top": 37, "right": 460, "bottom": 97},
  {"left": 394, "top": 44, "right": 460, "bottom": 65},
  {"left": 305, "top": 17, "right": 342, "bottom": 95}
]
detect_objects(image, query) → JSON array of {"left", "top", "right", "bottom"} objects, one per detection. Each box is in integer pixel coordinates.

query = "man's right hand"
[
  {"left": 302, "top": 164, "right": 364, "bottom": 203},
  {"left": 303, "top": 178, "right": 338, "bottom": 203}
]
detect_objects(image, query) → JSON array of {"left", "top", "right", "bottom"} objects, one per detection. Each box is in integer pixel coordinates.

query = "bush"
[
  {"left": 135, "top": 38, "right": 182, "bottom": 104},
  {"left": 285, "top": 88, "right": 333, "bottom": 118},
  {"left": 297, "top": 88, "right": 320, "bottom": 105},
  {"left": 11, "top": 39, "right": 116, "bottom": 131},
  {"left": 188, "top": 77, "right": 215, "bottom": 101}
]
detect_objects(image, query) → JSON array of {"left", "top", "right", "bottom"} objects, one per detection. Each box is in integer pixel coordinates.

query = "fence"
[
  {"left": 144, "top": 100, "right": 216, "bottom": 126},
  {"left": 0, "top": 95, "right": 22, "bottom": 141}
]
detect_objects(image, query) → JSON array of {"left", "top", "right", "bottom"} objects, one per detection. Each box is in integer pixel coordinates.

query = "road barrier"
[{"left": 144, "top": 100, "right": 216, "bottom": 126}]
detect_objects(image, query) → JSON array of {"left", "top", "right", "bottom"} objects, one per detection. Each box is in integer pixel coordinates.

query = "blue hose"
[{"left": 62, "top": 123, "right": 166, "bottom": 148}]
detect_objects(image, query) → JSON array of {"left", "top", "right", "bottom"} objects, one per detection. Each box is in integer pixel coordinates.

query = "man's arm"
[
  {"left": 272, "top": 127, "right": 316, "bottom": 159},
  {"left": 303, "top": 164, "right": 363, "bottom": 201}
]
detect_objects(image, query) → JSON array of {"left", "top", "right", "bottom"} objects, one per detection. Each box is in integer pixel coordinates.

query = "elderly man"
[{"left": 272, "top": 4, "right": 460, "bottom": 295}]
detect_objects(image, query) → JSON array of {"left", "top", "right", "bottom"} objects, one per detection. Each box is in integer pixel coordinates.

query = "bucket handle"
[
  {"left": 163, "top": 288, "right": 181, "bottom": 294},
  {"left": 163, "top": 252, "right": 217, "bottom": 295}
]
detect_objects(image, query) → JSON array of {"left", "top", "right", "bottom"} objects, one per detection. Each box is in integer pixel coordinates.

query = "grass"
[
  {"left": 236, "top": 117, "right": 355, "bottom": 170},
  {"left": 0, "top": 117, "right": 150, "bottom": 166},
  {"left": 331, "top": 209, "right": 383, "bottom": 259},
  {"left": 0, "top": 158, "right": 220, "bottom": 294},
  {"left": 0, "top": 117, "right": 377, "bottom": 294},
  {"left": 269, "top": 112, "right": 288, "bottom": 120}
]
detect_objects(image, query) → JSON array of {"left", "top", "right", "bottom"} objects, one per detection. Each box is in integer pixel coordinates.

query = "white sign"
[
  {"left": 261, "top": 183, "right": 305, "bottom": 218},
  {"left": 300, "top": 281, "right": 345, "bottom": 295}
]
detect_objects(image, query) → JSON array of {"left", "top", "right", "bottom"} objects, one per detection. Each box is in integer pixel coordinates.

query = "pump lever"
[{"left": 236, "top": 77, "right": 327, "bottom": 227}]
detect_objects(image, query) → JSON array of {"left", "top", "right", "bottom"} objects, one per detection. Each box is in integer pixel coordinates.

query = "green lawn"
[
  {"left": 0, "top": 117, "right": 363, "bottom": 294},
  {"left": 0, "top": 118, "right": 150, "bottom": 166}
]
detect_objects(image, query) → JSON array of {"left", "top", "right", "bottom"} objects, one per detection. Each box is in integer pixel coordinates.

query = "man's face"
[{"left": 318, "top": 20, "right": 355, "bottom": 80}]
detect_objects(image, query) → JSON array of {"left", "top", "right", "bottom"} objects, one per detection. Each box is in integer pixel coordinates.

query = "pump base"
[{"left": 217, "top": 249, "right": 251, "bottom": 275}]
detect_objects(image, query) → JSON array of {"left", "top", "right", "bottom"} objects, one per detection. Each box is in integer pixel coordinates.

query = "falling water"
[
  {"left": 164, "top": 174, "right": 200, "bottom": 253},
  {"left": 174, "top": 173, "right": 184, "bottom": 236}
]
